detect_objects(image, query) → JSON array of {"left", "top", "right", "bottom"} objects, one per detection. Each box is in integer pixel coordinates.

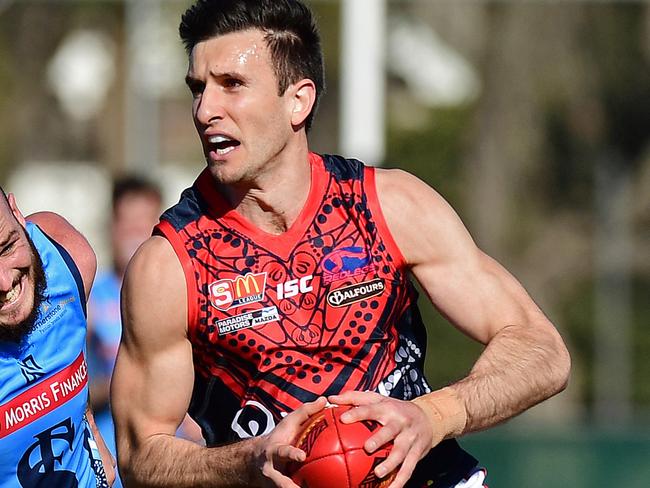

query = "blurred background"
[{"left": 0, "top": 0, "right": 648, "bottom": 486}]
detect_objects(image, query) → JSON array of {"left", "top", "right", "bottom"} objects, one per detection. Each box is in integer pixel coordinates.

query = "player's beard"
[{"left": 0, "top": 234, "right": 47, "bottom": 344}]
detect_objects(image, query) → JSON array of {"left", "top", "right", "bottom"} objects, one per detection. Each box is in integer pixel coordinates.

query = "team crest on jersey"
[
  {"left": 327, "top": 279, "right": 385, "bottom": 307},
  {"left": 18, "top": 355, "right": 45, "bottom": 384},
  {"left": 209, "top": 272, "right": 267, "bottom": 311},
  {"left": 322, "top": 246, "right": 377, "bottom": 284}
]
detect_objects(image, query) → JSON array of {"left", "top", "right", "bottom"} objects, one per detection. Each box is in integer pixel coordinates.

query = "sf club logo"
[
  {"left": 209, "top": 272, "right": 267, "bottom": 310},
  {"left": 17, "top": 418, "right": 77, "bottom": 487},
  {"left": 18, "top": 355, "right": 45, "bottom": 384}
]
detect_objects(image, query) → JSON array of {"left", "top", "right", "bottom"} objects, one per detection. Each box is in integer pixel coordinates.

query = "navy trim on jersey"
[
  {"left": 160, "top": 184, "right": 208, "bottom": 232},
  {"left": 39, "top": 228, "right": 87, "bottom": 317},
  {"left": 321, "top": 154, "right": 365, "bottom": 182}
]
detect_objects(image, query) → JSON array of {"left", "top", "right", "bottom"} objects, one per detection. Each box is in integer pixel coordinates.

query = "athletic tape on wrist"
[{"left": 412, "top": 387, "right": 468, "bottom": 446}]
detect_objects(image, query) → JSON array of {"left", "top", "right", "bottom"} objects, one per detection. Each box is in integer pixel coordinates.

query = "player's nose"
[
  {"left": 0, "top": 267, "right": 16, "bottom": 293},
  {"left": 194, "top": 85, "right": 225, "bottom": 126}
]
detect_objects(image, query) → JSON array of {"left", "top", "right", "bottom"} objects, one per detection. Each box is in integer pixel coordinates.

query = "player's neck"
[{"left": 223, "top": 147, "right": 312, "bottom": 235}]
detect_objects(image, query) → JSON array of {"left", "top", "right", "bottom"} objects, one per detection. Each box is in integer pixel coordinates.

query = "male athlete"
[
  {"left": 0, "top": 189, "right": 114, "bottom": 487},
  {"left": 111, "top": 1, "right": 571, "bottom": 487}
]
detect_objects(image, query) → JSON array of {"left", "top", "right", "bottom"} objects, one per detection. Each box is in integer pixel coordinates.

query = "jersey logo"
[
  {"left": 322, "top": 246, "right": 376, "bottom": 284},
  {"left": 19, "top": 355, "right": 45, "bottom": 384},
  {"left": 17, "top": 417, "right": 78, "bottom": 487},
  {"left": 0, "top": 352, "right": 88, "bottom": 439},
  {"left": 231, "top": 401, "right": 276, "bottom": 438},
  {"left": 35, "top": 297, "right": 75, "bottom": 330},
  {"left": 276, "top": 275, "right": 313, "bottom": 300},
  {"left": 215, "top": 306, "right": 280, "bottom": 335},
  {"left": 209, "top": 272, "right": 267, "bottom": 310},
  {"left": 327, "top": 279, "right": 385, "bottom": 307}
]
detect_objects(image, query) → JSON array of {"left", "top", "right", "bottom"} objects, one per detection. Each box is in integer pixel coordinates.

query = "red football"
[{"left": 287, "top": 405, "right": 395, "bottom": 488}]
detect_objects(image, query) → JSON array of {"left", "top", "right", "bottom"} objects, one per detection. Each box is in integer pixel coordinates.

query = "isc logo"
[
  {"left": 276, "top": 275, "right": 313, "bottom": 300},
  {"left": 210, "top": 273, "right": 267, "bottom": 311}
]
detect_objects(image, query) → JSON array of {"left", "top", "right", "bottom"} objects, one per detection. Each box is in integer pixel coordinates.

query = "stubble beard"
[
  {"left": 207, "top": 158, "right": 259, "bottom": 196},
  {"left": 0, "top": 235, "right": 47, "bottom": 344}
]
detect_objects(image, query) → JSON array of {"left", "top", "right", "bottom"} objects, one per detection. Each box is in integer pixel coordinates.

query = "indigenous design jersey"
[
  {"left": 0, "top": 223, "right": 107, "bottom": 488},
  {"left": 156, "top": 153, "right": 478, "bottom": 486}
]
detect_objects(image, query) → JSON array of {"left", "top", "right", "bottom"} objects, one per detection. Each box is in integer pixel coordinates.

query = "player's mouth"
[
  {"left": 0, "top": 273, "right": 26, "bottom": 313},
  {"left": 208, "top": 134, "right": 241, "bottom": 157}
]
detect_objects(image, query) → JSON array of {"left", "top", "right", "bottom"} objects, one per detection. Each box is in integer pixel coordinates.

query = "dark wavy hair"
[{"left": 179, "top": 0, "right": 325, "bottom": 131}]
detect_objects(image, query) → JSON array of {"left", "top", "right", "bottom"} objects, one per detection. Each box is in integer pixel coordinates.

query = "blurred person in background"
[
  {"left": 88, "top": 175, "right": 202, "bottom": 487},
  {"left": 111, "top": 1, "right": 571, "bottom": 487},
  {"left": 0, "top": 188, "right": 114, "bottom": 487},
  {"left": 87, "top": 176, "right": 162, "bottom": 487},
  {"left": 88, "top": 176, "right": 203, "bottom": 487}
]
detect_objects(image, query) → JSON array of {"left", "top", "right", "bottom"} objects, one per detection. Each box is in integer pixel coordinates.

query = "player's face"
[
  {"left": 0, "top": 195, "right": 46, "bottom": 343},
  {"left": 186, "top": 29, "right": 297, "bottom": 185}
]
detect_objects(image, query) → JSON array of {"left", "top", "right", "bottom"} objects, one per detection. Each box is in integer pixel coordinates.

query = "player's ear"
[
  {"left": 7, "top": 193, "right": 26, "bottom": 227},
  {"left": 289, "top": 78, "right": 316, "bottom": 128}
]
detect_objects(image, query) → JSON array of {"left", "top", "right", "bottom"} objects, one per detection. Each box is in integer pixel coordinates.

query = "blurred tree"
[{"left": 384, "top": 0, "right": 650, "bottom": 421}]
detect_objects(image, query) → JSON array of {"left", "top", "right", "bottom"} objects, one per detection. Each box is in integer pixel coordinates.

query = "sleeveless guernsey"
[
  {"left": 156, "top": 154, "right": 478, "bottom": 486},
  {"left": 0, "top": 222, "right": 107, "bottom": 488}
]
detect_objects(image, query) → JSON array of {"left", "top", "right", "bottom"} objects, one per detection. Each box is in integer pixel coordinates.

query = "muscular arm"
[
  {"left": 111, "top": 236, "right": 266, "bottom": 487},
  {"left": 376, "top": 169, "right": 570, "bottom": 433}
]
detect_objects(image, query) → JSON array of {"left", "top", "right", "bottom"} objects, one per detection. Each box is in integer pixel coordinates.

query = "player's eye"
[
  {"left": 0, "top": 242, "right": 15, "bottom": 256},
  {"left": 224, "top": 78, "right": 244, "bottom": 89},
  {"left": 187, "top": 80, "right": 205, "bottom": 98}
]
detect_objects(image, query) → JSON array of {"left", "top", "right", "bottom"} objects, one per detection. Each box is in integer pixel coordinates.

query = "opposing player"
[
  {"left": 111, "top": 1, "right": 571, "bottom": 487},
  {"left": 0, "top": 189, "right": 114, "bottom": 486}
]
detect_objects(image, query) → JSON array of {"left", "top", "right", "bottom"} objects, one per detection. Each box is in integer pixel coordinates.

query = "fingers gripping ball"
[{"left": 287, "top": 405, "right": 396, "bottom": 488}]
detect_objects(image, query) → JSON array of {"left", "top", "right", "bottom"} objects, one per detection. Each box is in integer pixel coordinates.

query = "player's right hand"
[{"left": 254, "top": 396, "right": 328, "bottom": 488}]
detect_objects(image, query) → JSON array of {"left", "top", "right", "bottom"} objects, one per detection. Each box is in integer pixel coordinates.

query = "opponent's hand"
[
  {"left": 327, "top": 391, "right": 438, "bottom": 488},
  {"left": 254, "top": 396, "right": 328, "bottom": 488}
]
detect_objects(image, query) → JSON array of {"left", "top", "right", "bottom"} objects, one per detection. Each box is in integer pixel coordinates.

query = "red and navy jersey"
[{"left": 156, "top": 154, "right": 477, "bottom": 486}]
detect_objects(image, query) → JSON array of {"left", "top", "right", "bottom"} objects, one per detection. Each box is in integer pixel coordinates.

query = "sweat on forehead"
[{"left": 180, "top": 0, "right": 324, "bottom": 130}]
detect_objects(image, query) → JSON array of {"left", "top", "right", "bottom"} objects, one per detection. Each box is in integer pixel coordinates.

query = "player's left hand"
[
  {"left": 255, "top": 396, "right": 328, "bottom": 488},
  {"left": 328, "top": 391, "right": 436, "bottom": 488}
]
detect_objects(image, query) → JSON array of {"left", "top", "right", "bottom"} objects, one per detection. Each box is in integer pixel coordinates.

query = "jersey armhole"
[
  {"left": 39, "top": 227, "right": 87, "bottom": 317},
  {"left": 154, "top": 220, "right": 200, "bottom": 339},
  {"left": 364, "top": 166, "right": 408, "bottom": 269}
]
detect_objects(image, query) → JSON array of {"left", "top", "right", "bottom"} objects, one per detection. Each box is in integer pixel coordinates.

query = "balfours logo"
[{"left": 327, "top": 279, "right": 385, "bottom": 307}]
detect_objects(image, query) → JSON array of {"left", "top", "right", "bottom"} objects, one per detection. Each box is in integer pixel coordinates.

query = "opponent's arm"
[
  {"left": 23, "top": 209, "right": 96, "bottom": 299},
  {"left": 331, "top": 169, "right": 570, "bottom": 487},
  {"left": 111, "top": 236, "right": 324, "bottom": 488}
]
